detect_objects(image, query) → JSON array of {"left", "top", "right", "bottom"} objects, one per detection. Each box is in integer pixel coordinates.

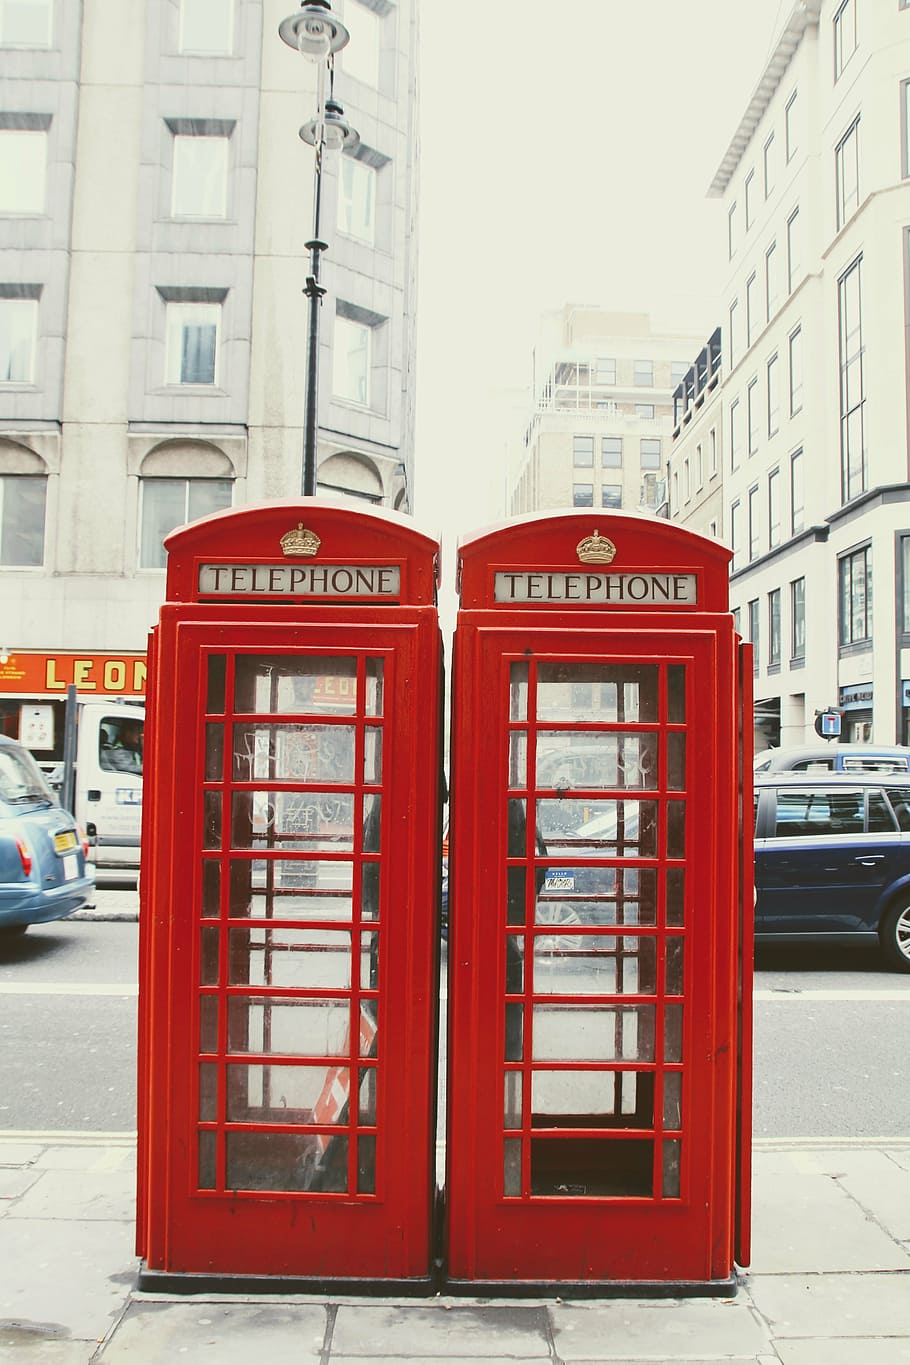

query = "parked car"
[
  {"left": 754, "top": 771, "right": 910, "bottom": 971},
  {"left": 754, "top": 743, "right": 910, "bottom": 775},
  {"left": 0, "top": 735, "right": 94, "bottom": 936}
]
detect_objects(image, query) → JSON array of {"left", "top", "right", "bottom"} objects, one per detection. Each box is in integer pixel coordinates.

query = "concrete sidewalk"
[{"left": 1, "top": 1135, "right": 909, "bottom": 1363}]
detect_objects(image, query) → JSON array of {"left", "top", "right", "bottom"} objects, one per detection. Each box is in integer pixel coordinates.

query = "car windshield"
[
  {"left": 99, "top": 715, "right": 144, "bottom": 775},
  {"left": 0, "top": 745, "right": 54, "bottom": 804}
]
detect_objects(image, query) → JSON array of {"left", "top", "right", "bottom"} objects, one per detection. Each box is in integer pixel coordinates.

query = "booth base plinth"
[
  {"left": 137, "top": 1262, "right": 741, "bottom": 1300},
  {"left": 136, "top": 1264, "right": 436, "bottom": 1298}
]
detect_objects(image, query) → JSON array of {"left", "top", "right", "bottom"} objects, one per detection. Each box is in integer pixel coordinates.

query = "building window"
[
  {"left": 342, "top": 1, "right": 381, "bottom": 87},
  {"left": 733, "top": 605, "right": 741, "bottom": 634},
  {"left": 765, "top": 242, "right": 779, "bottom": 322},
  {"left": 633, "top": 359, "right": 653, "bottom": 386},
  {"left": 728, "top": 201, "right": 737, "bottom": 259},
  {"left": 640, "top": 437, "right": 661, "bottom": 469},
  {"left": 695, "top": 443, "right": 703, "bottom": 489},
  {"left": 767, "top": 353, "right": 780, "bottom": 436},
  {"left": 601, "top": 436, "right": 622, "bottom": 468},
  {"left": 602, "top": 484, "right": 622, "bottom": 509},
  {"left": 902, "top": 537, "right": 910, "bottom": 633},
  {"left": 791, "top": 577, "right": 806, "bottom": 660},
  {"left": 140, "top": 477, "right": 232, "bottom": 570},
  {"left": 165, "top": 301, "right": 221, "bottom": 385},
  {"left": 834, "top": 0, "right": 857, "bottom": 81},
  {"left": 768, "top": 588, "right": 781, "bottom": 667},
  {"left": 595, "top": 357, "right": 616, "bottom": 384},
  {"left": 904, "top": 81, "right": 910, "bottom": 178},
  {"left": 789, "top": 327, "right": 803, "bottom": 415},
  {"left": 748, "top": 599, "right": 760, "bottom": 666},
  {"left": 744, "top": 170, "right": 755, "bottom": 230},
  {"left": 787, "top": 208, "right": 801, "bottom": 292},
  {"left": 573, "top": 482, "right": 594, "bottom": 508},
  {"left": 763, "top": 132, "right": 776, "bottom": 199},
  {"left": 746, "top": 272, "right": 758, "bottom": 348},
  {"left": 838, "top": 255, "right": 865, "bottom": 502},
  {"left": 710, "top": 427, "right": 717, "bottom": 476},
  {"left": 573, "top": 435, "right": 594, "bottom": 467},
  {"left": 838, "top": 544, "right": 871, "bottom": 645},
  {"left": 635, "top": 403, "right": 655, "bottom": 420},
  {"left": 0, "top": 294, "right": 38, "bottom": 382},
  {"left": 684, "top": 459, "right": 691, "bottom": 502},
  {"left": 672, "top": 471, "right": 678, "bottom": 513},
  {"left": 179, "top": 0, "right": 233, "bottom": 54},
  {"left": 768, "top": 468, "right": 780, "bottom": 548},
  {"left": 0, "top": 473, "right": 46, "bottom": 566},
  {"left": 730, "top": 397, "right": 742, "bottom": 469},
  {"left": 728, "top": 298, "right": 740, "bottom": 369},
  {"left": 785, "top": 89, "right": 798, "bottom": 162},
  {"left": 731, "top": 500, "right": 741, "bottom": 570},
  {"left": 0, "top": 0, "right": 52, "bottom": 46},
  {"left": 171, "top": 133, "right": 229, "bottom": 219},
  {"left": 748, "top": 485, "right": 760, "bottom": 561},
  {"left": 333, "top": 313, "right": 371, "bottom": 406},
  {"left": 338, "top": 154, "right": 376, "bottom": 245},
  {"left": 835, "top": 117, "right": 860, "bottom": 230},
  {"left": 747, "top": 378, "right": 759, "bottom": 455},
  {"left": 0, "top": 127, "right": 47, "bottom": 214},
  {"left": 790, "top": 448, "right": 804, "bottom": 534}
]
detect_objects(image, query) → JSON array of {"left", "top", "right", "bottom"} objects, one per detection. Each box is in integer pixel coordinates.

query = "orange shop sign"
[{"left": 0, "top": 652, "right": 147, "bottom": 697}]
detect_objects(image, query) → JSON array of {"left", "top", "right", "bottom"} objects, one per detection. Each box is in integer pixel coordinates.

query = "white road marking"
[
  {"left": 754, "top": 988, "right": 910, "bottom": 1002},
  {"left": 0, "top": 982, "right": 137, "bottom": 996}
]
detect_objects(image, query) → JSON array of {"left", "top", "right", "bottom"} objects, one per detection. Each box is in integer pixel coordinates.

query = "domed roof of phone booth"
[
  {"left": 162, "top": 498, "right": 442, "bottom": 606},
  {"left": 456, "top": 509, "right": 732, "bottom": 613}
]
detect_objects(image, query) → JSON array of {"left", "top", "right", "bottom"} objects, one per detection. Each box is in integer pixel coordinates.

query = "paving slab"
[
  {"left": 549, "top": 1299, "right": 771, "bottom": 1362},
  {"left": 331, "top": 1303, "right": 550, "bottom": 1357},
  {"left": 811, "top": 1149, "right": 910, "bottom": 1242},
  {"left": 0, "top": 1331, "right": 101, "bottom": 1365},
  {"left": 34, "top": 1146, "right": 134, "bottom": 1174},
  {"left": 0, "top": 1167, "right": 42, "bottom": 1199},
  {"left": 750, "top": 1152, "right": 910, "bottom": 1273},
  {"left": 0, "top": 1144, "right": 45, "bottom": 1166},
  {"left": 776, "top": 1339, "right": 910, "bottom": 1365},
  {"left": 7, "top": 1169, "right": 135, "bottom": 1222},
  {"left": 749, "top": 1270, "right": 910, "bottom": 1338},
  {"left": 0, "top": 1218, "right": 137, "bottom": 1343},
  {"left": 97, "top": 1302, "right": 326, "bottom": 1362}
]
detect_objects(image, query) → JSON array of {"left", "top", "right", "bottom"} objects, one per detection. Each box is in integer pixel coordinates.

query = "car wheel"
[
  {"left": 535, "top": 901, "right": 582, "bottom": 955},
  {"left": 881, "top": 901, "right": 910, "bottom": 973}
]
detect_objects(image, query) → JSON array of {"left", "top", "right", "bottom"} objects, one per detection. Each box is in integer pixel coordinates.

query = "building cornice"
[{"left": 708, "top": 0, "right": 822, "bottom": 199}]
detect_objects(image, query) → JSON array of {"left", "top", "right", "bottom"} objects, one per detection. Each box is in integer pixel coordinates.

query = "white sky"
[{"left": 413, "top": 0, "right": 792, "bottom": 553}]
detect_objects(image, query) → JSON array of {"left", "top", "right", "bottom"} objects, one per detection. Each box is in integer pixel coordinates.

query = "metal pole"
[
  {"left": 302, "top": 62, "right": 328, "bottom": 497},
  {"left": 61, "top": 683, "right": 78, "bottom": 814}
]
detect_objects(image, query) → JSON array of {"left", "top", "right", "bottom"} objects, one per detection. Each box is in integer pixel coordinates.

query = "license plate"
[
  {"left": 62, "top": 853, "right": 78, "bottom": 881},
  {"left": 54, "top": 830, "right": 78, "bottom": 854}
]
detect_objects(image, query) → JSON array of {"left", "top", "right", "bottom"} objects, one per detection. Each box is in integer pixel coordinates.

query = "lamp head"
[
  {"left": 299, "top": 97, "right": 360, "bottom": 152},
  {"left": 279, "top": 1, "right": 350, "bottom": 59}
]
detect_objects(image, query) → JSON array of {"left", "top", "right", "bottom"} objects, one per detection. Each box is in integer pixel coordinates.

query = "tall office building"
[
  {"left": 669, "top": 0, "right": 910, "bottom": 749},
  {"left": 510, "top": 307, "right": 702, "bottom": 519},
  {"left": 0, "top": 0, "right": 418, "bottom": 757}
]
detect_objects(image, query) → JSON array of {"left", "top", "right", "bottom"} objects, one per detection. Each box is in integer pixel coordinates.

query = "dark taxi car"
[{"left": 754, "top": 772, "right": 910, "bottom": 971}]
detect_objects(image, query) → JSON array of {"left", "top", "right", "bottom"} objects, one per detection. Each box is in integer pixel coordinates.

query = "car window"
[
  {"left": 99, "top": 715, "right": 144, "bottom": 775},
  {"left": 842, "top": 757, "right": 910, "bottom": 773},
  {"left": 773, "top": 787, "right": 864, "bottom": 837},
  {"left": 887, "top": 789, "right": 910, "bottom": 832},
  {"left": 791, "top": 759, "right": 834, "bottom": 772},
  {"left": 867, "top": 790, "right": 897, "bottom": 833},
  {"left": 0, "top": 745, "right": 53, "bottom": 803}
]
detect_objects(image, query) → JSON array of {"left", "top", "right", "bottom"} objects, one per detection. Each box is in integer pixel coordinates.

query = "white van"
[{"left": 65, "top": 700, "right": 145, "bottom": 883}]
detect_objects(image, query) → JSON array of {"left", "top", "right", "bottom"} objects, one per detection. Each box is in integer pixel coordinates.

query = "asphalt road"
[{"left": 0, "top": 892, "right": 908, "bottom": 1139}]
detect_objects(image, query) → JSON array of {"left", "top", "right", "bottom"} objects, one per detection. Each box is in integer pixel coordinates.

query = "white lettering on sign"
[
  {"left": 493, "top": 572, "right": 698, "bottom": 606},
  {"left": 197, "top": 563, "right": 401, "bottom": 598}
]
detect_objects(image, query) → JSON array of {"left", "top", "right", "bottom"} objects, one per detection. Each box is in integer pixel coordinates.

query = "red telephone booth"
[
  {"left": 137, "top": 502, "right": 443, "bottom": 1290},
  {"left": 446, "top": 511, "right": 753, "bottom": 1293}
]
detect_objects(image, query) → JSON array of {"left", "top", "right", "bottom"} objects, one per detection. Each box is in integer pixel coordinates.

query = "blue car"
[
  {"left": 0, "top": 735, "right": 94, "bottom": 935},
  {"left": 754, "top": 772, "right": 910, "bottom": 971}
]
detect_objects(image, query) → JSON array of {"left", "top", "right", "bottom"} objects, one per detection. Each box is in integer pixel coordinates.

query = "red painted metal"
[
  {"left": 447, "top": 511, "right": 752, "bottom": 1289},
  {"left": 137, "top": 502, "right": 442, "bottom": 1283}
]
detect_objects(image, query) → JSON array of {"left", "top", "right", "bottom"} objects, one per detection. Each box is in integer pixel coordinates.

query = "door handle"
[{"left": 855, "top": 855, "right": 884, "bottom": 865}]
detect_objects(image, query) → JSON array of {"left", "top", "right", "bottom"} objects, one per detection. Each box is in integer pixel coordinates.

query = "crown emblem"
[
  {"left": 280, "top": 523, "right": 321, "bottom": 557},
  {"left": 576, "top": 529, "right": 617, "bottom": 564}
]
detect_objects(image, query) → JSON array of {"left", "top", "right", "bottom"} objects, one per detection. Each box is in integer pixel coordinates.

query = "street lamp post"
[{"left": 279, "top": 0, "right": 359, "bottom": 496}]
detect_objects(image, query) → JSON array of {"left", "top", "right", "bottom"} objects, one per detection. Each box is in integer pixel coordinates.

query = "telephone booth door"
[
  {"left": 139, "top": 503, "right": 442, "bottom": 1288},
  {"left": 446, "top": 513, "right": 751, "bottom": 1292}
]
